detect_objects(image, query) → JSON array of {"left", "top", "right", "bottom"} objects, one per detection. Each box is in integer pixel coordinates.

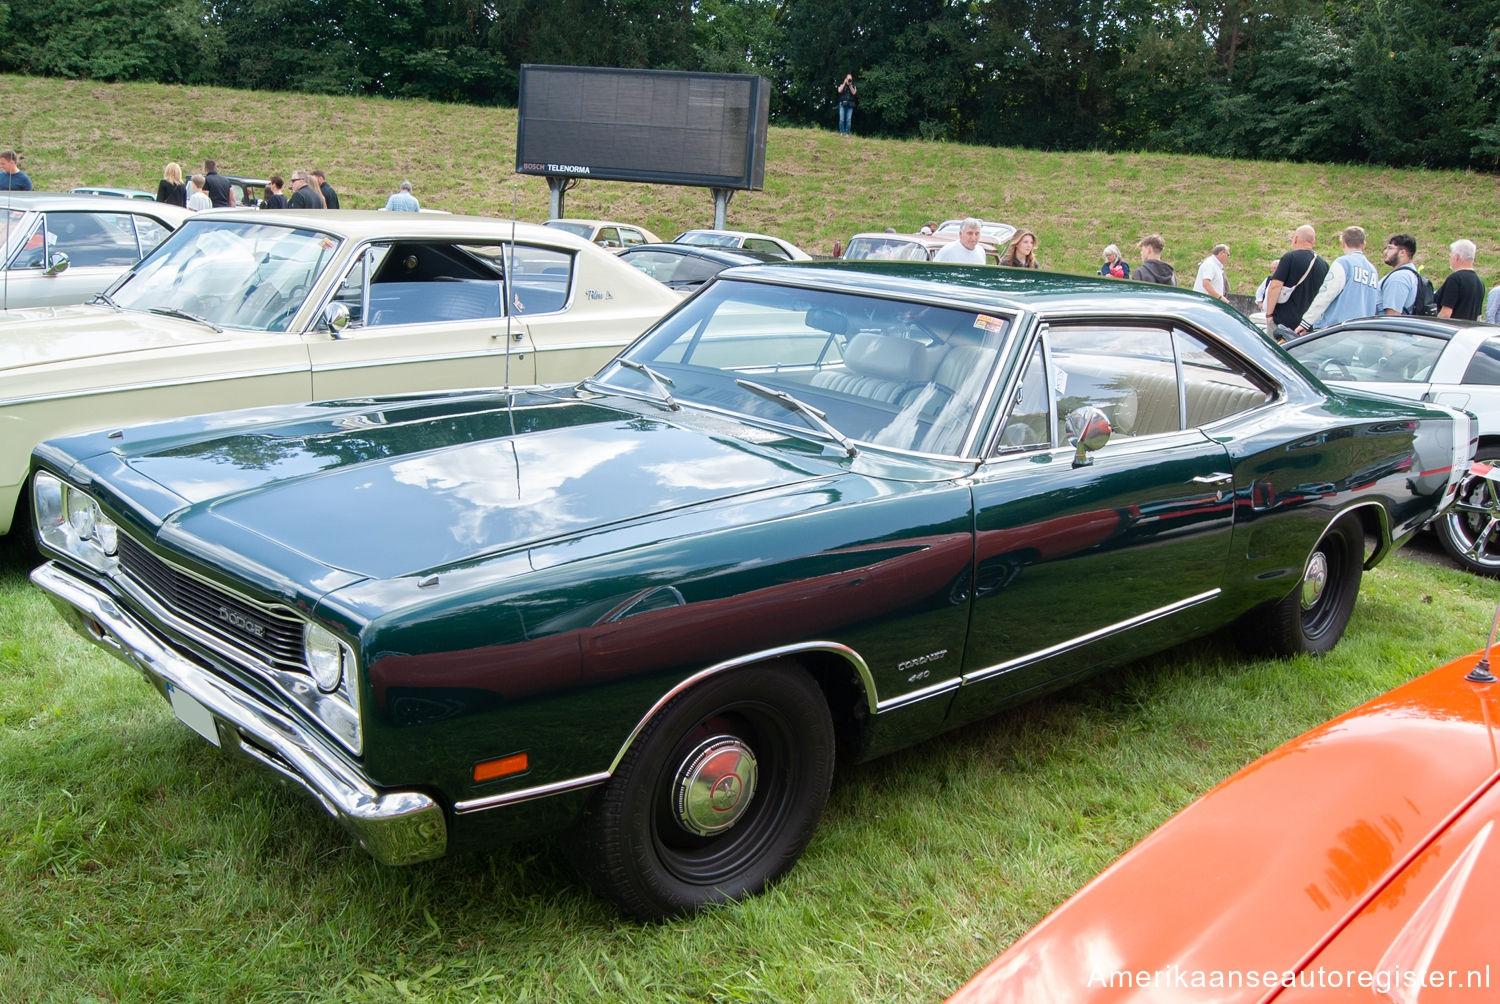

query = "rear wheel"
[
  {"left": 1235, "top": 513, "right": 1363, "bottom": 656},
  {"left": 572, "top": 662, "right": 835, "bottom": 921},
  {"left": 1434, "top": 447, "right": 1500, "bottom": 576}
]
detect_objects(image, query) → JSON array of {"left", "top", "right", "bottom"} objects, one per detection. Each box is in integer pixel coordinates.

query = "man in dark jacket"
[
  {"left": 313, "top": 169, "right": 339, "bottom": 209},
  {"left": 287, "top": 170, "right": 325, "bottom": 210},
  {"left": 1134, "top": 234, "right": 1176, "bottom": 286},
  {"left": 203, "top": 159, "right": 235, "bottom": 208}
]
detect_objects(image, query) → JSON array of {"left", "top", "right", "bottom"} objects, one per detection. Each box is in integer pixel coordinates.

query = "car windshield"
[
  {"left": 678, "top": 231, "right": 741, "bottom": 248},
  {"left": 1287, "top": 328, "right": 1447, "bottom": 384},
  {"left": 593, "top": 278, "right": 1013, "bottom": 457},
  {"left": 110, "top": 219, "right": 342, "bottom": 332},
  {"left": 844, "top": 237, "right": 931, "bottom": 261},
  {"left": 545, "top": 221, "right": 594, "bottom": 239}
]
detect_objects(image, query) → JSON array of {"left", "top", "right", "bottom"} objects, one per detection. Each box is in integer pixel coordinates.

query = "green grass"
[
  {"left": 3, "top": 74, "right": 1497, "bottom": 285},
  {"left": 4, "top": 73, "right": 1500, "bottom": 1000},
  {"left": 2, "top": 548, "right": 1495, "bottom": 1002}
]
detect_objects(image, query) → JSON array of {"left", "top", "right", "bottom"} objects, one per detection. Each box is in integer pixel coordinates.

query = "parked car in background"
[
  {"left": 0, "top": 209, "right": 679, "bottom": 538},
  {"left": 843, "top": 231, "right": 1000, "bottom": 264},
  {"left": 69, "top": 186, "right": 158, "bottom": 201},
  {"left": 1285, "top": 316, "right": 1500, "bottom": 575},
  {"left": 544, "top": 218, "right": 661, "bottom": 251},
  {"left": 30, "top": 263, "right": 1468, "bottom": 920},
  {"left": 616, "top": 242, "right": 782, "bottom": 294},
  {"left": 222, "top": 175, "right": 271, "bottom": 208},
  {"left": 1, "top": 192, "right": 190, "bottom": 310},
  {"left": 949, "top": 632, "right": 1500, "bottom": 1003},
  {"left": 937, "top": 219, "right": 1017, "bottom": 245},
  {"left": 673, "top": 228, "right": 811, "bottom": 260}
]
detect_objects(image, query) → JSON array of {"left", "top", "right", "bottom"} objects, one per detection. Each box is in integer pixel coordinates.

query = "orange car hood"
[{"left": 950, "top": 653, "right": 1500, "bottom": 1003}]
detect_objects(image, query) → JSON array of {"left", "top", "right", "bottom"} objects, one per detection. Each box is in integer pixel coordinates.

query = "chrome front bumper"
[{"left": 31, "top": 561, "right": 447, "bottom": 866}]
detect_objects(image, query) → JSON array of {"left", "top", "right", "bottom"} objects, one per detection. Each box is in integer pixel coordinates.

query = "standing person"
[
  {"left": 836, "top": 74, "right": 857, "bottom": 136},
  {"left": 1193, "top": 243, "right": 1232, "bottom": 303},
  {"left": 156, "top": 162, "right": 187, "bottom": 207},
  {"left": 932, "top": 217, "right": 987, "bottom": 264},
  {"left": 1377, "top": 233, "right": 1425, "bottom": 315},
  {"left": 202, "top": 159, "right": 235, "bottom": 208},
  {"left": 0, "top": 150, "right": 31, "bottom": 191},
  {"left": 383, "top": 179, "right": 420, "bottom": 212},
  {"left": 1134, "top": 235, "right": 1176, "bottom": 286},
  {"left": 1485, "top": 283, "right": 1500, "bottom": 324},
  {"left": 263, "top": 175, "right": 288, "bottom": 209},
  {"left": 312, "top": 169, "right": 339, "bottom": 209},
  {"left": 186, "top": 175, "right": 212, "bottom": 212},
  {"left": 1295, "top": 226, "right": 1380, "bottom": 335},
  {"left": 1436, "top": 240, "right": 1485, "bottom": 320},
  {"left": 1098, "top": 245, "right": 1130, "bottom": 278},
  {"left": 1263, "top": 225, "right": 1328, "bottom": 340},
  {"left": 287, "top": 170, "right": 325, "bottom": 209},
  {"left": 999, "top": 230, "right": 1040, "bottom": 268}
]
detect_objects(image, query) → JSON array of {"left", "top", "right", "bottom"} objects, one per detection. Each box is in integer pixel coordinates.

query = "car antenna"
[
  {"left": 1466, "top": 595, "right": 1500, "bottom": 683},
  {"left": 503, "top": 186, "right": 516, "bottom": 390}
]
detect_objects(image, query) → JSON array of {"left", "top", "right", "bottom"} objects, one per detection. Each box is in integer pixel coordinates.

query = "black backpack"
[{"left": 1389, "top": 264, "right": 1437, "bottom": 316}]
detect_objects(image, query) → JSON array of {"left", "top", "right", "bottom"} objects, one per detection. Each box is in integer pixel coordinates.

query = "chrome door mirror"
[
  {"left": 44, "top": 252, "right": 71, "bottom": 276},
  {"left": 323, "top": 301, "right": 350, "bottom": 337},
  {"left": 1065, "top": 406, "right": 1112, "bottom": 467}
]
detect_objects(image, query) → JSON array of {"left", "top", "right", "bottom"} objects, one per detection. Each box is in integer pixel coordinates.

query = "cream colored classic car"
[{"left": 0, "top": 210, "right": 680, "bottom": 537}]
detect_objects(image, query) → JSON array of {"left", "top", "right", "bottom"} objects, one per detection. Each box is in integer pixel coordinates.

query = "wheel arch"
[
  {"left": 606, "top": 641, "right": 876, "bottom": 776},
  {"left": 1337, "top": 499, "right": 1391, "bottom": 568}
]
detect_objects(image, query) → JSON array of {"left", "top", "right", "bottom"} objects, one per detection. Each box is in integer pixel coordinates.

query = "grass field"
[
  {"left": 4, "top": 73, "right": 1498, "bottom": 286},
  {"left": 3, "top": 73, "right": 1500, "bottom": 1001}
]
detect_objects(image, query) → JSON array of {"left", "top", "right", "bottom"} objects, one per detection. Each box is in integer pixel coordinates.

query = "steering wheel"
[{"left": 1319, "top": 358, "right": 1353, "bottom": 380}]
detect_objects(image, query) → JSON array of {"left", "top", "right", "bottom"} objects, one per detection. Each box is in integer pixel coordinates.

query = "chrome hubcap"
[
  {"left": 1301, "top": 551, "right": 1329, "bottom": 611},
  {"left": 672, "top": 736, "right": 758, "bottom": 836}
]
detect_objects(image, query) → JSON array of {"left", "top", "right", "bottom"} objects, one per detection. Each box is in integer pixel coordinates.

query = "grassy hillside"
[{"left": 6, "top": 73, "right": 1498, "bottom": 285}]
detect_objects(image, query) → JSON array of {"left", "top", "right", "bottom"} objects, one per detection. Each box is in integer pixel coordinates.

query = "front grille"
[{"left": 117, "top": 535, "right": 307, "bottom": 672}]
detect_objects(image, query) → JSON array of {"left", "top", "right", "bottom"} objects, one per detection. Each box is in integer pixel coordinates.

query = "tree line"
[{"left": 3, "top": 0, "right": 1497, "bottom": 170}]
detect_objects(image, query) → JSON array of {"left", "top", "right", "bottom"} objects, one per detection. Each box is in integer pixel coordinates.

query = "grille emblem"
[{"left": 218, "top": 605, "right": 266, "bottom": 638}]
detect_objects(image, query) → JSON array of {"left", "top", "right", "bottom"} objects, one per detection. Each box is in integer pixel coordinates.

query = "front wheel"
[
  {"left": 1234, "top": 513, "right": 1364, "bottom": 656},
  {"left": 571, "top": 662, "right": 835, "bottom": 920},
  {"left": 1434, "top": 447, "right": 1500, "bottom": 576}
]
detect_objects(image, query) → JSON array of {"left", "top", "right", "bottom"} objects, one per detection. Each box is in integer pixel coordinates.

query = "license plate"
[{"left": 166, "top": 683, "right": 221, "bottom": 747}]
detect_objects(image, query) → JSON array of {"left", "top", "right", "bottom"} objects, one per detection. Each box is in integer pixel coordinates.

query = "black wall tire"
[
  {"left": 1235, "top": 513, "right": 1363, "bottom": 657},
  {"left": 572, "top": 662, "right": 835, "bottom": 921},
  {"left": 1434, "top": 447, "right": 1500, "bottom": 576}
]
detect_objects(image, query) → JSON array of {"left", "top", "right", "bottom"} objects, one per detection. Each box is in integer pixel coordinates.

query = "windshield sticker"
[{"left": 974, "top": 314, "right": 1006, "bottom": 333}]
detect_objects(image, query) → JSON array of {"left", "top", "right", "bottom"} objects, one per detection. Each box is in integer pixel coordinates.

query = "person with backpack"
[{"left": 1377, "top": 233, "right": 1436, "bottom": 316}]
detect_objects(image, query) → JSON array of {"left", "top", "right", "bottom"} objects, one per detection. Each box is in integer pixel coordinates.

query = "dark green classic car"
[{"left": 29, "top": 263, "right": 1471, "bottom": 919}]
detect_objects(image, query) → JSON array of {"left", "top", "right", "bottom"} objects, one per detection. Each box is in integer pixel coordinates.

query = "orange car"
[{"left": 950, "top": 646, "right": 1500, "bottom": 1002}]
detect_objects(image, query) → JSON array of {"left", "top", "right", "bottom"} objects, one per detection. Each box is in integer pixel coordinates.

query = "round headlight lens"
[
  {"left": 304, "top": 623, "right": 347, "bottom": 693},
  {"left": 66, "top": 490, "right": 97, "bottom": 539}
]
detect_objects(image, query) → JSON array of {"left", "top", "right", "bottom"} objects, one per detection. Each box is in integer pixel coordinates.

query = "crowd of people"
[{"left": 143, "top": 158, "right": 420, "bottom": 212}]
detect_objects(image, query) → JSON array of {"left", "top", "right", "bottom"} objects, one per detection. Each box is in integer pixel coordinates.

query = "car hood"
[
  {"left": 0, "top": 303, "right": 223, "bottom": 372},
  {"left": 71, "top": 390, "right": 844, "bottom": 581},
  {"left": 948, "top": 652, "right": 1500, "bottom": 1003}
]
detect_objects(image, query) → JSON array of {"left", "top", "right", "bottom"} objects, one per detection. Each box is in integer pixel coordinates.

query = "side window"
[
  {"left": 996, "top": 338, "right": 1052, "bottom": 452},
  {"left": 1462, "top": 338, "right": 1500, "bottom": 385},
  {"left": 620, "top": 228, "right": 645, "bottom": 248},
  {"left": 667, "top": 255, "right": 720, "bottom": 286},
  {"left": 596, "top": 227, "right": 621, "bottom": 249},
  {"left": 505, "top": 244, "right": 573, "bottom": 315},
  {"left": 332, "top": 245, "right": 385, "bottom": 326},
  {"left": 50, "top": 212, "right": 143, "bottom": 267},
  {"left": 743, "top": 238, "right": 789, "bottom": 259},
  {"left": 365, "top": 242, "right": 504, "bottom": 327},
  {"left": 134, "top": 216, "right": 172, "bottom": 256},
  {"left": 1049, "top": 325, "right": 1178, "bottom": 438},
  {"left": 1175, "top": 328, "right": 1273, "bottom": 425}
]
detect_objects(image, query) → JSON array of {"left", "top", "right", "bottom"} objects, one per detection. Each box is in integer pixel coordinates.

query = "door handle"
[{"left": 1192, "top": 473, "right": 1234, "bottom": 486}]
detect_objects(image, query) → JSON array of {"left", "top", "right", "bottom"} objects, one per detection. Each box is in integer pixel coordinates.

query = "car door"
[
  {"left": 950, "top": 321, "right": 1261, "bottom": 720},
  {"left": 4, "top": 210, "right": 152, "bottom": 307},
  {"left": 306, "top": 240, "right": 540, "bottom": 398}
]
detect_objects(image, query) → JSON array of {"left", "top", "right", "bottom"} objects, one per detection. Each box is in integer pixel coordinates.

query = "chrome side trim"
[
  {"left": 453, "top": 772, "right": 611, "bottom": 816},
  {"left": 963, "top": 589, "right": 1221, "bottom": 685},
  {"left": 30, "top": 562, "right": 446, "bottom": 867},
  {"left": 607, "top": 641, "right": 876, "bottom": 775},
  {"left": 875, "top": 676, "right": 962, "bottom": 713},
  {"left": 2, "top": 363, "right": 309, "bottom": 409}
]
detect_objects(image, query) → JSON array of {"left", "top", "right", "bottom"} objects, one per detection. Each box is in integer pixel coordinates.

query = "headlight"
[
  {"left": 34, "top": 472, "right": 120, "bottom": 573},
  {"left": 304, "top": 622, "right": 353, "bottom": 693}
]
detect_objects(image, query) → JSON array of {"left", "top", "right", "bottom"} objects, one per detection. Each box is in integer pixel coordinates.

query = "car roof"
[
  {"left": 69, "top": 186, "right": 158, "bottom": 200},
  {"left": 546, "top": 218, "right": 651, "bottom": 230},
  {"left": 621, "top": 242, "right": 784, "bottom": 265},
  {"left": 1, "top": 191, "right": 190, "bottom": 217},
  {"left": 1287, "top": 315, "right": 1500, "bottom": 357},
  {"left": 180, "top": 209, "right": 598, "bottom": 246}
]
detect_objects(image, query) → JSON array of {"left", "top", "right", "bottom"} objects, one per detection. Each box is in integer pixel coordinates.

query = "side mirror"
[
  {"left": 44, "top": 252, "right": 71, "bottom": 276},
  {"left": 323, "top": 302, "right": 350, "bottom": 337},
  {"left": 1065, "top": 406, "right": 1112, "bottom": 467}
]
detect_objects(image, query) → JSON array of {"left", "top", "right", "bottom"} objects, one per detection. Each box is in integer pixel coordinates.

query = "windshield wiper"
[
  {"left": 735, "top": 378, "right": 858, "bottom": 457},
  {"left": 91, "top": 291, "right": 121, "bottom": 310},
  {"left": 149, "top": 306, "right": 224, "bottom": 333},
  {"left": 617, "top": 359, "right": 679, "bottom": 411}
]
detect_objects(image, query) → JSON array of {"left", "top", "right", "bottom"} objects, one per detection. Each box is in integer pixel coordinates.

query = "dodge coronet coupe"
[
  {"left": 0, "top": 209, "right": 680, "bottom": 538},
  {"left": 30, "top": 264, "right": 1472, "bottom": 919}
]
